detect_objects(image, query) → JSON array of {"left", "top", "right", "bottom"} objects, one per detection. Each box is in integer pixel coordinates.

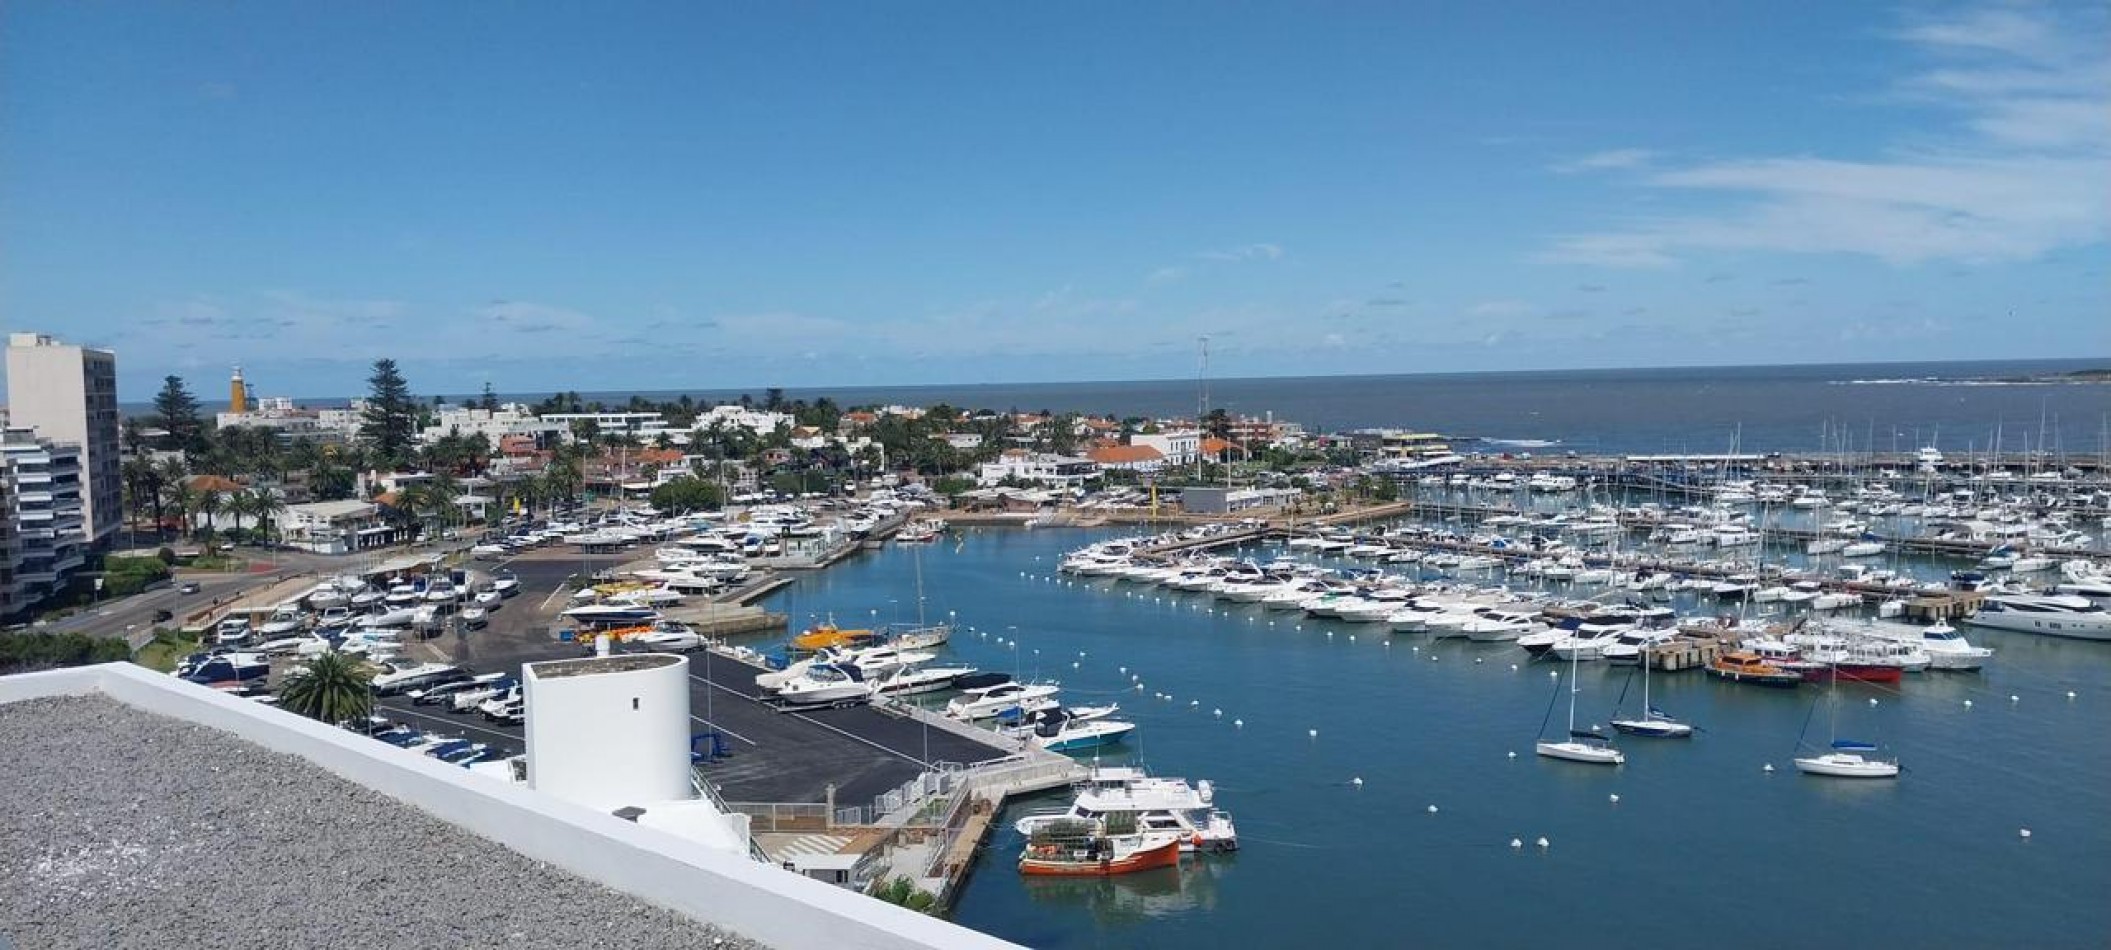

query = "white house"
[
  {"left": 282, "top": 499, "right": 400, "bottom": 554},
  {"left": 975, "top": 451, "right": 1098, "bottom": 487},
  {"left": 1131, "top": 429, "right": 1201, "bottom": 467},
  {"left": 693, "top": 405, "right": 793, "bottom": 436}
]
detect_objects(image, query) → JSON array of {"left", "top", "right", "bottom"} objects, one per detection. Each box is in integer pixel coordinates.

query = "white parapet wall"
[{"left": 0, "top": 664, "right": 1023, "bottom": 950}]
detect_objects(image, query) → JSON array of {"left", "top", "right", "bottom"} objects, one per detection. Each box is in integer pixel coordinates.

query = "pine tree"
[
  {"left": 359, "top": 358, "right": 418, "bottom": 469},
  {"left": 478, "top": 381, "right": 500, "bottom": 412},
  {"left": 152, "top": 375, "right": 204, "bottom": 454}
]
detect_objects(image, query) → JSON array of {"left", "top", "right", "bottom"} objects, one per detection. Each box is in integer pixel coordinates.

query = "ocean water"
[
  {"left": 761, "top": 530, "right": 2111, "bottom": 949},
  {"left": 587, "top": 358, "right": 2111, "bottom": 456},
  {"left": 161, "top": 358, "right": 2109, "bottom": 457}
]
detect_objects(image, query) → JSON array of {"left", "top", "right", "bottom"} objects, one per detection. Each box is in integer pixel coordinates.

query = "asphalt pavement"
[{"left": 386, "top": 550, "right": 1016, "bottom": 809}]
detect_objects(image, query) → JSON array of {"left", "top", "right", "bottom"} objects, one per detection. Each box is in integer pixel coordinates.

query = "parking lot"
[{"left": 387, "top": 551, "right": 1013, "bottom": 808}]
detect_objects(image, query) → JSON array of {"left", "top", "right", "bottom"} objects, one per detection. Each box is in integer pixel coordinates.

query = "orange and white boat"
[
  {"left": 1018, "top": 820, "right": 1183, "bottom": 877},
  {"left": 790, "top": 622, "right": 880, "bottom": 655}
]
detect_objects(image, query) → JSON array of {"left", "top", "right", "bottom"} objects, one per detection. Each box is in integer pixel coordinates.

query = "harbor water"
[{"left": 762, "top": 528, "right": 2111, "bottom": 949}]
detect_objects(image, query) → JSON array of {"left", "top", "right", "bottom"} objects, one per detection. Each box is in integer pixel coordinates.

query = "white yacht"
[
  {"left": 946, "top": 681, "right": 1062, "bottom": 720},
  {"left": 1963, "top": 594, "right": 2111, "bottom": 641},
  {"left": 775, "top": 664, "right": 877, "bottom": 706},
  {"left": 1014, "top": 768, "right": 1238, "bottom": 853}
]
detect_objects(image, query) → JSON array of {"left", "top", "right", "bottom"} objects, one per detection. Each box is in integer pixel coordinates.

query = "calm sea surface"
[
  {"left": 760, "top": 529, "right": 2111, "bottom": 949},
  {"left": 587, "top": 358, "right": 2110, "bottom": 456}
]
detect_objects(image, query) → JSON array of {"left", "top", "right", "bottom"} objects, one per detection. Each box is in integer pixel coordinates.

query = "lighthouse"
[{"left": 229, "top": 365, "right": 248, "bottom": 414}]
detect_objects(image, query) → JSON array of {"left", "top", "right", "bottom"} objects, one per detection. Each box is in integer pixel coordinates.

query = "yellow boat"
[{"left": 790, "top": 622, "right": 880, "bottom": 655}]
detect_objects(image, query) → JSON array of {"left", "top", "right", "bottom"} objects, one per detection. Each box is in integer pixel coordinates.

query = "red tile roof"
[{"left": 1088, "top": 445, "right": 1165, "bottom": 465}]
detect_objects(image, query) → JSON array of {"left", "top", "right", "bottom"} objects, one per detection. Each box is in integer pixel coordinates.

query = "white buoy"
[
  {"left": 1510, "top": 838, "right": 1523, "bottom": 849},
  {"left": 1763, "top": 763, "right": 1775, "bottom": 773},
  {"left": 1119, "top": 666, "right": 1127, "bottom": 674},
  {"left": 2011, "top": 694, "right": 2021, "bottom": 703},
  {"left": 1234, "top": 719, "right": 1243, "bottom": 728},
  {"left": 1868, "top": 698, "right": 1879, "bottom": 707},
  {"left": 1385, "top": 640, "right": 1393, "bottom": 647},
  {"left": 1190, "top": 699, "right": 1200, "bottom": 707},
  {"left": 1072, "top": 662, "right": 1079, "bottom": 669},
  {"left": 1963, "top": 699, "right": 1973, "bottom": 708},
  {"left": 1549, "top": 670, "right": 1560, "bottom": 679},
  {"left": 1426, "top": 805, "right": 1438, "bottom": 814},
  {"left": 1608, "top": 793, "right": 1620, "bottom": 804},
  {"left": 1309, "top": 729, "right": 1319, "bottom": 739},
  {"left": 1507, "top": 751, "right": 1517, "bottom": 759},
  {"left": 1213, "top": 708, "right": 1223, "bottom": 717},
  {"left": 1510, "top": 664, "right": 1518, "bottom": 671},
  {"left": 1352, "top": 777, "right": 1364, "bottom": 787},
  {"left": 1327, "top": 631, "right": 1335, "bottom": 638},
  {"left": 2019, "top": 828, "right": 2032, "bottom": 839},
  {"left": 1349, "top": 635, "right": 1357, "bottom": 642},
  {"left": 1536, "top": 837, "right": 1550, "bottom": 849},
  {"left": 1475, "top": 657, "right": 1484, "bottom": 664},
  {"left": 2067, "top": 691, "right": 2077, "bottom": 700}
]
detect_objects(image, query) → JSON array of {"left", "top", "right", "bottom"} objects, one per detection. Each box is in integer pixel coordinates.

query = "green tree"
[
  {"left": 160, "top": 479, "right": 198, "bottom": 541},
  {"left": 278, "top": 652, "right": 374, "bottom": 723},
  {"left": 194, "top": 489, "right": 225, "bottom": 543},
  {"left": 649, "top": 476, "right": 725, "bottom": 514},
  {"left": 153, "top": 375, "right": 205, "bottom": 454},
  {"left": 478, "top": 381, "right": 500, "bottom": 411},
  {"left": 250, "top": 490, "right": 288, "bottom": 545},
  {"left": 359, "top": 358, "right": 419, "bottom": 468}
]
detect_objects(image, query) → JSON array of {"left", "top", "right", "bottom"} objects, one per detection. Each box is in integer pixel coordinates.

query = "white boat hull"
[
  {"left": 1794, "top": 752, "right": 1899, "bottom": 778},
  {"left": 1535, "top": 740, "right": 1624, "bottom": 765}
]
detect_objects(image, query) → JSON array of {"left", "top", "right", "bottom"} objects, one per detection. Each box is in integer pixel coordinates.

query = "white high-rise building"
[
  {"left": 5, "top": 333, "right": 120, "bottom": 548},
  {"left": 0, "top": 428, "right": 88, "bottom": 619}
]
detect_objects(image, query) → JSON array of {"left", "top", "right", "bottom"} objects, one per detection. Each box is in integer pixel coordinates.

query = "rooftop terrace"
[{"left": 0, "top": 695, "right": 762, "bottom": 950}]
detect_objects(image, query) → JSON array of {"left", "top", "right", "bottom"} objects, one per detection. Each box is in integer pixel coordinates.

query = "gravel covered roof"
[{"left": 0, "top": 695, "right": 765, "bottom": 950}]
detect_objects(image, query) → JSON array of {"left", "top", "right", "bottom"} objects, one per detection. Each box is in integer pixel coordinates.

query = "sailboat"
[
  {"left": 1610, "top": 642, "right": 1693, "bottom": 738},
  {"left": 1792, "top": 667, "right": 1899, "bottom": 779},
  {"left": 1536, "top": 647, "right": 1625, "bottom": 765}
]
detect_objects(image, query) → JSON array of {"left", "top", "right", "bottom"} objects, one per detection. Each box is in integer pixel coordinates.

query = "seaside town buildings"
[{"left": 5, "top": 332, "right": 120, "bottom": 549}]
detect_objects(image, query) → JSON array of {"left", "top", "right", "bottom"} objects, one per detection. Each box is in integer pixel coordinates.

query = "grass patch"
[{"left": 134, "top": 630, "right": 202, "bottom": 673}]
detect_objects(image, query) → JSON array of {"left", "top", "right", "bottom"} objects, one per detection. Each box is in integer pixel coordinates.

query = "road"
[{"left": 50, "top": 538, "right": 483, "bottom": 647}]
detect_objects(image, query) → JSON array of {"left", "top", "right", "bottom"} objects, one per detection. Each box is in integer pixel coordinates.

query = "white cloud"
[
  {"left": 1468, "top": 299, "right": 1534, "bottom": 317},
  {"left": 1547, "top": 5, "right": 2109, "bottom": 268},
  {"left": 1549, "top": 148, "right": 1656, "bottom": 174},
  {"left": 1193, "top": 243, "right": 1285, "bottom": 262}
]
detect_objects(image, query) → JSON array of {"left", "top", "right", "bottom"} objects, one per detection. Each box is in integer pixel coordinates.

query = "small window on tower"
[{"left": 632, "top": 697, "right": 640, "bottom": 710}]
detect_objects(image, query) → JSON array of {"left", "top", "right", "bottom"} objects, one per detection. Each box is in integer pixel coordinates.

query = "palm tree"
[
  {"left": 161, "top": 480, "right": 198, "bottom": 541},
  {"left": 223, "top": 488, "right": 255, "bottom": 539},
  {"left": 250, "top": 491, "right": 288, "bottom": 547},
  {"left": 153, "top": 456, "right": 189, "bottom": 538},
  {"left": 194, "top": 489, "right": 224, "bottom": 544},
  {"left": 278, "top": 652, "right": 374, "bottom": 723}
]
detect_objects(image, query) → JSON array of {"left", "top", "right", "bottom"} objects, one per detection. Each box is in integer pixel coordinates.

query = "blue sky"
[{"left": 3, "top": 2, "right": 2105, "bottom": 400}]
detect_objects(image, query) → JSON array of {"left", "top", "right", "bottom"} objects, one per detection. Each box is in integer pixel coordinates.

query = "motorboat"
[
  {"left": 1018, "top": 821, "right": 1184, "bottom": 877},
  {"left": 775, "top": 664, "right": 877, "bottom": 706},
  {"left": 460, "top": 606, "right": 488, "bottom": 629},
  {"left": 258, "top": 608, "right": 305, "bottom": 638},
  {"left": 1707, "top": 650, "right": 1804, "bottom": 688},
  {"left": 560, "top": 603, "right": 660, "bottom": 625},
  {"left": 491, "top": 571, "right": 521, "bottom": 597},
  {"left": 1865, "top": 622, "right": 1993, "bottom": 671},
  {"left": 947, "top": 681, "right": 1062, "bottom": 720},
  {"left": 1013, "top": 767, "right": 1238, "bottom": 853},
  {"left": 1031, "top": 714, "right": 1138, "bottom": 754},
  {"left": 872, "top": 663, "right": 979, "bottom": 696},
  {"left": 1963, "top": 594, "right": 2111, "bottom": 641}
]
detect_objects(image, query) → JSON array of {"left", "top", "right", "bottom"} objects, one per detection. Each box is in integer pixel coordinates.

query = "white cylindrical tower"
[{"left": 522, "top": 654, "right": 692, "bottom": 812}]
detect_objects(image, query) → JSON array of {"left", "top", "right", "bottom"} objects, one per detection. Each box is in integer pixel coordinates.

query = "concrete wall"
[{"left": 0, "top": 664, "right": 1022, "bottom": 950}]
